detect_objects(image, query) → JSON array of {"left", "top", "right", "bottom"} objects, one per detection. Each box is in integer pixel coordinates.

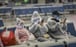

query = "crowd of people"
[{"left": 0, "top": 11, "right": 70, "bottom": 47}]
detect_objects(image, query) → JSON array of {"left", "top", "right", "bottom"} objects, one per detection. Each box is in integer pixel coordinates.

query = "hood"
[{"left": 31, "top": 11, "right": 42, "bottom": 24}]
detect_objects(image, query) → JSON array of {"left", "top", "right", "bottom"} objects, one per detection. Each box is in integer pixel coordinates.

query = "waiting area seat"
[
  {"left": 0, "top": 18, "right": 4, "bottom": 27},
  {"left": 67, "top": 22, "right": 76, "bottom": 36},
  {"left": 64, "top": 4, "right": 76, "bottom": 9},
  {"left": 0, "top": 7, "right": 11, "bottom": 14},
  {"left": 69, "top": 43, "right": 76, "bottom": 47}
]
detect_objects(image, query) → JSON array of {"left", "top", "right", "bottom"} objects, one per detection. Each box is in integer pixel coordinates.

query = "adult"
[
  {"left": 15, "top": 18, "right": 35, "bottom": 44},
  {"left": 29, "top": 19, "right": 50, "bottom": 42}
]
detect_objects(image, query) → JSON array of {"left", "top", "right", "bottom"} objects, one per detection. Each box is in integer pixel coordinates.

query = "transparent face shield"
[{"left": 31, "top": 11, "right": 42, "bottom": 24}]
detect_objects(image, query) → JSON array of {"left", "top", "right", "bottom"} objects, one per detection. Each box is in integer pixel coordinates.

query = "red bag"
[{"left": 1, "top": 31, "right": 16, "bottom": 46}]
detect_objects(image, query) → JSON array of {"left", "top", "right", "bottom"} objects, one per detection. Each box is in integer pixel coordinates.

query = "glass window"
[
  {"left": 59, "top": 0, "right": 63, "bottom": 3},
  {"left": 22, "top": 0, "right": 38, "bottom": 4},
  {"left": 10, "top": 0, "right": 38, "bottom": 4},
  {"left": 32, "top": 0, "right": 38, "bottom": 4},
  {"left": 23, "top": 0, "right": 31, "bottom": 4},
  {"left": 45, "top": 0, "right": 55, "bottom": 3},
  {"left": 68, "top": 0, "right": 74, "bottom": 2}
]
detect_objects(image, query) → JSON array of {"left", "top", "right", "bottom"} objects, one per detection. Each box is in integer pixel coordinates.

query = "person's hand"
[
  {"left": 43, "top": 34, "right": 50, "bottom": 39},
  {"left": 60, "top": 18, "right": 67, "bottom": 24}
]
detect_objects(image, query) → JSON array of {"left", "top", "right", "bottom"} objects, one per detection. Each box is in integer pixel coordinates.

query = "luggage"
[{"left": 1, "top": 30, "right": 16, "bottom": 46}]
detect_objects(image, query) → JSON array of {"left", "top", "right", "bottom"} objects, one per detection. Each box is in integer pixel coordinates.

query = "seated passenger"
[
  {"left": 52, "top": 10, "right": 67, "bottom": 34},
  {"left": 51, "top": 17, "right": 67, "bottom": 33},
  {"left": 15, "top": 18, "right": 35, "bottom": 44},
  {"left": 46, "top": 17, "right": 68, "bottom": 40},
  {"left": 29, "top": 19, "right": 50, "bottom": 42}
]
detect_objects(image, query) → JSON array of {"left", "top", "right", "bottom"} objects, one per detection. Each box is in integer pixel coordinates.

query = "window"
[
  {"left": 46, "top": 0, "right": 55, "bottom": 3},
  {"left": 74, "top": 0, "right": 76, "bottom": 2},
  {"left": 22, "top": 0, "right": 31, "bottom": 4},
  {"left": 59, "top": 0, "right": 63, "bottom": 3},
  {"left": 32, "top": 0, "right": 38, "bottom": 4},
  {"left": 22, "top": 0, "right": 38, "bottom": 4},
  {"left": 68, "top": 0, "right": 74, "bottom": 2}
]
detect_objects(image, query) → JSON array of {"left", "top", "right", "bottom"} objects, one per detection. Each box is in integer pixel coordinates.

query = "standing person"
[{"left": 15, "top": 18, "right": 35, "bottom": 44}]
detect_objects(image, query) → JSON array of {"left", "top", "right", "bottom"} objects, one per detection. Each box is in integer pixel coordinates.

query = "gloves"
[{"left": 43, "top": 34, "right": 50, "bottom": 39}]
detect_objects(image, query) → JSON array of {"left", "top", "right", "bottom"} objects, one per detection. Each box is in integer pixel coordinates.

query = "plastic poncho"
[
  {"left": 47, "top": 17, "right": 67, "bottom": 39},
  {"left": 31, "top": 11, "right": 42, "bottom": 24},
  {"left": 15, "top": 18, "right": 35, "bottom": 44}
]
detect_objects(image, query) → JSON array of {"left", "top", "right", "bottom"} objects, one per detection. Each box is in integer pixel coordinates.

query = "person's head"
[
  {"left": 47, "top": 17, "right": 57, "bottom": 29},
  {"left": 52, "top": 11, "right": 61, "bottom": 19},
  {"left": 32, "top": 11, "right": 40, "bottom": 17},
  {"left": 31, "top": 11, "right": 42, "bottom": 24},
  {"left": 52, "top": 11, "right": 60, "bottom": 16}
]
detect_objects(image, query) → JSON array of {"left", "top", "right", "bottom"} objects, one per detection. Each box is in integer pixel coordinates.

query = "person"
[
  {"left": 46, "top": 17, "right": 68, "bottom": 41},
  {"left": 29, "top": 19, "right": 50, "bottom": 42},
  {"left": 52, "top": 10, "right": 62, "bottom": 22},
  {"left": 31, "top": 11, "right": 42, "bottom": 24},
  {"left": 52, "top": 10, "right": 68, "bottom": 35},
  {"left": 15, "top": 18, "right": 35, "bottom": 44}
]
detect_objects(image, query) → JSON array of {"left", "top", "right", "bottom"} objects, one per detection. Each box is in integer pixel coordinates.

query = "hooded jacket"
[
  {"left": 29, "top": 23, "right": 48, "bottom": 38},
  {"left": 46, "top": 17, "right": 67, "bottom": 39},
  {"left": 31, "top": 11, "right": 42, "bottom": 24}
]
